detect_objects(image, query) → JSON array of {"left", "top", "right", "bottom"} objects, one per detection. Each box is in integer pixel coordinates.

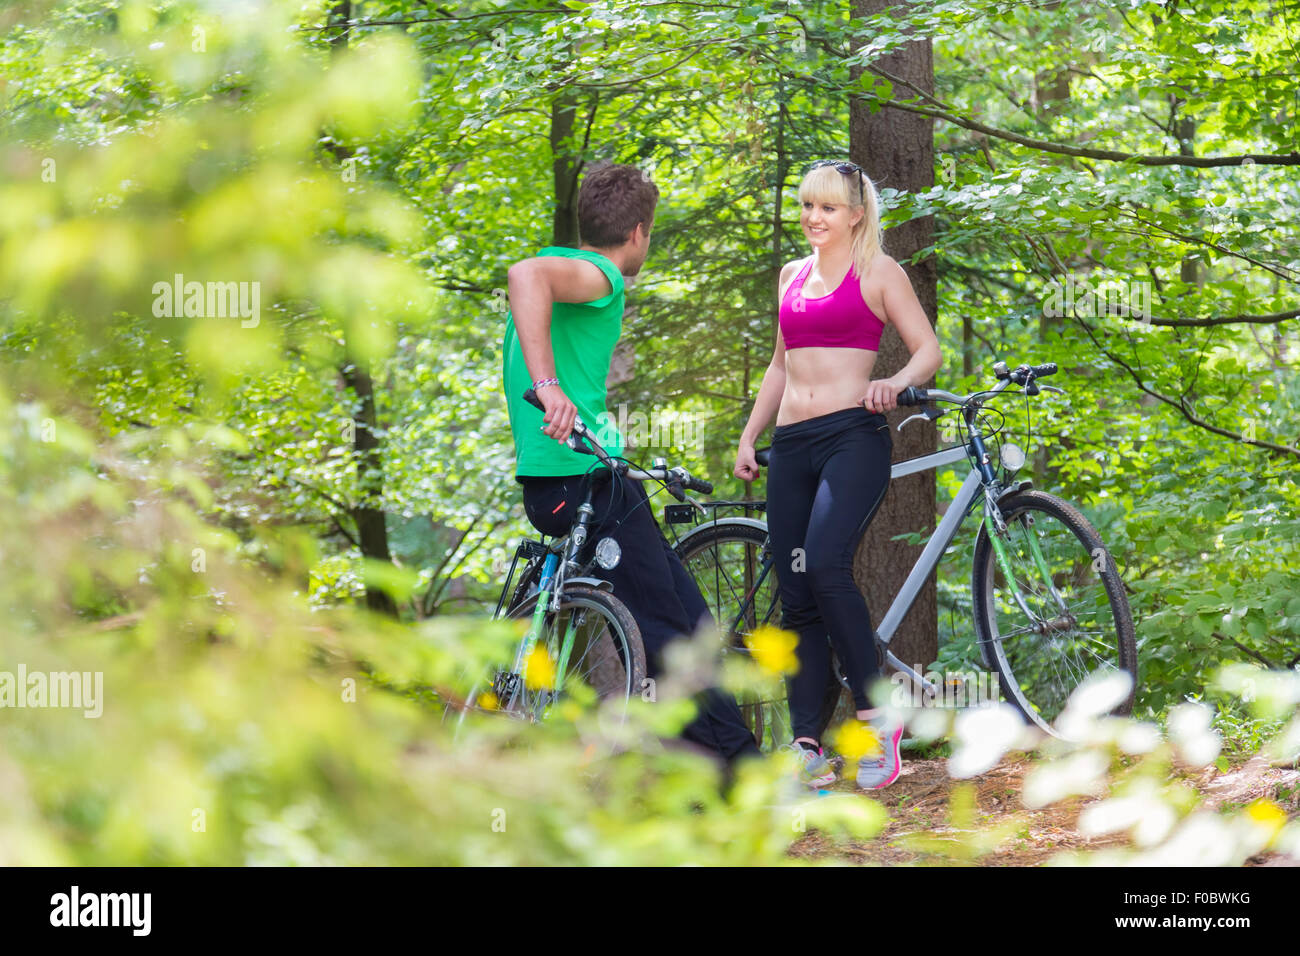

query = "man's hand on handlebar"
[{"left": 536, "top": 384, "right": 578, "bottom": 444}]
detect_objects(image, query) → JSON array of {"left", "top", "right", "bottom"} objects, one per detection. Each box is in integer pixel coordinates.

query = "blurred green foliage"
[{"left": 0, "top": 0, "right": 1296, "bottom": 863}]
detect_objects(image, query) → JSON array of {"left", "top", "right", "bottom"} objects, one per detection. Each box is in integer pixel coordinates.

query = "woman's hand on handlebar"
[
  {"left": 861, "top": 376, "right": 906, "bottom": 413},
  {"left": 734, "top": 441, "right": 760, "bottom": 482}
]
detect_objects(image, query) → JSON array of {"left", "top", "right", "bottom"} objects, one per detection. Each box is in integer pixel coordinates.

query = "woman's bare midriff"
[{"left": 777, "top": 347, "right": 878, "bottom": 425}]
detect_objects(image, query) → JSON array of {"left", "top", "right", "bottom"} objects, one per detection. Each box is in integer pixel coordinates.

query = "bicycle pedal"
[{"left": 493, "top": 671, "right": 522, "bottom": 703}]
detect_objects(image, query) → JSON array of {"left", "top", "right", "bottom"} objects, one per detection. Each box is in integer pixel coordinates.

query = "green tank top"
[{"left": 502, "top": 246, "right": 626, "bottom": 478}]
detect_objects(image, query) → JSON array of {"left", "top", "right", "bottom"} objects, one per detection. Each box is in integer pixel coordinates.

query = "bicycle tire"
[
  {"left": 674, "top": 521, "right": 841, "bottom": 749},
  {"left": 495, "top": 583, "right": 648, "bottom": 718},
  {"left": 972, "top": 490, "right": 1137, "bottom": 736}
]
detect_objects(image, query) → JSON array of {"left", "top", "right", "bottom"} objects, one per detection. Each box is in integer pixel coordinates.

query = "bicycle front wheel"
[
  {"left": 972, "top": 490, "right": 1137, "bottom": 736},
  {"left": 497, "top": 583, "right": 647, "bottom": 721}
]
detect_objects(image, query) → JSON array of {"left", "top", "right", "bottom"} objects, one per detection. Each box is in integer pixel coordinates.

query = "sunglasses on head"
[{"left": 808, "top": 159, "right": 865, "bottom": 203}]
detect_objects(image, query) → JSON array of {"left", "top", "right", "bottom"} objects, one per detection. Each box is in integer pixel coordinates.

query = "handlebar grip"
[
  {"left": 897, "top": 387, "right": 929, "bottom": 406},
  {"left": 526, "top": 388, "right": 595, "bottom": 452},
  {"left": 754, "top": 447, "right": 770, "bottom": 467},
  {"left": 1034, "top": 362, "right": 1058, "bottom": 377},
  {"left": 687, "top": 477, "right": 714, "bottom": 495}
]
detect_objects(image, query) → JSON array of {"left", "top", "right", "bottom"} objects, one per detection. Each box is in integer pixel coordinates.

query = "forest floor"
[{"left": 789, "top": 750, "right": 1300, "bottom": 866}]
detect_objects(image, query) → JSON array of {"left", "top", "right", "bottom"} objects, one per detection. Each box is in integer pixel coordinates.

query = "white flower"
[
  {"left": 1167, "top": 702, "right": 1222, "bottom": 767},
  {"left": 1022, "top": 750, "right": 1109, "bottom": 808},
  {"left": 948, "top": 703, "right": 1028, "bottom": 778}
]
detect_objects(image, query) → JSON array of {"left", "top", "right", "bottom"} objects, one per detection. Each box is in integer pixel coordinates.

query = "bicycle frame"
[
  {"left": 876, "top": 445, "right": 986, "bottom": 688},
  {"left": 684, "top": 375, "right": 1047, "bottom": 699}
]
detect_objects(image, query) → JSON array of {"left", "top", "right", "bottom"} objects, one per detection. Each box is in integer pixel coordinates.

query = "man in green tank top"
[
  {"left": 501, "top": 163, "right": 761, "bottom": 767},
  {"left": 502, "top": 241, "right": 630, "bottom": 476}
]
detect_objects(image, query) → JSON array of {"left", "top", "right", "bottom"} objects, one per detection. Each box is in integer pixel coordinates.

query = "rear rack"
[
  {"left": 663, "top": 499, "right": 765, "bottom": 526},
  {"left": 492, "top": 538, "right": 552, "bottom": 619}
]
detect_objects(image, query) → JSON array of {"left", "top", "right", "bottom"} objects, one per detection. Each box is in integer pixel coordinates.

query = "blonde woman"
[{"left": 735, "top": 160, "right": 941, "bottom": 789}]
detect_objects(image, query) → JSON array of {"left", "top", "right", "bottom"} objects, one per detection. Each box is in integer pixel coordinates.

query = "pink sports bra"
[{"left": 778, "top": 257, "right": 885, "bottom": 351}]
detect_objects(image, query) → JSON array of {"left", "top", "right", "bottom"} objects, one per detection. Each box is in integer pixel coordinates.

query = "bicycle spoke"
[{"left": 693, "top": 546, "right": 750, "bottom": 613}]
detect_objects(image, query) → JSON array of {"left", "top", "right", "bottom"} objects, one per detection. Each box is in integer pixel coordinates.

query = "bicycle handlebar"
[
  {"left": 754, "top": 359, "right": 1060, "bottom": 469},
  {"left": 684, "top": 475, "right": 714, "bottom": 494},
  {"left": 899, "top": 363, "right": 1059, "bottom": 407},
  {"left": 995, "top": 361, "right": 1058, "bottom": 383},
  {"left": 521, "top": 389, "right": 712, "bottom": 497},
  {"left": 624, "top": 467, "right": 714, "bottom": 497}
]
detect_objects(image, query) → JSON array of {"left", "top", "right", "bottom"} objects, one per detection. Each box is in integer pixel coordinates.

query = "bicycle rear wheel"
[
  {"left": 972, "top": 491, "right": 1137, "bottom": 736},
  {"left": 492, "top": 583, "right": 647, "bottom": 721},
  {"left": 675, "top": 522, "right": 841, "bottom": 750}
]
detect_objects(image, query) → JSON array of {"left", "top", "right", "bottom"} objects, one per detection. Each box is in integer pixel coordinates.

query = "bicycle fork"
[{"left": 983, "top": 496, "right": 1070, "bottom": 625}]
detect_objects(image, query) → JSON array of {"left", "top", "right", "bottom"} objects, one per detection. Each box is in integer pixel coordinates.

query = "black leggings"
[
  {"left": 766, "top": 406, "right": 892, "bottom": 741},
  {"left": 520, "top": 471, "right": 762, "bottom": 762}
]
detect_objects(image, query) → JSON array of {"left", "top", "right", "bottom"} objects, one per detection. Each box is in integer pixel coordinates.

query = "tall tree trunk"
[
  {"left": 1154, "top": 9, "right": 1201, "bottom": 293},
  {"left": 850, "top": 0, "right": 939, "bottom": 698}
]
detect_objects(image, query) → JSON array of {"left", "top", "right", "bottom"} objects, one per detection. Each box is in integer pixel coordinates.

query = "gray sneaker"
[
  {"left": 856, "top": 715, "right": 904, "bottom": 789},
  {"left": 782, "top": 742, "right": 837, "bottom": 788}
]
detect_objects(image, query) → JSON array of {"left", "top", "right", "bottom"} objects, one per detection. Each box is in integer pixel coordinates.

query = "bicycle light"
[
  {"left": 1000, "top": 443, "right": 1026, "bottom": 474},
  {"left": 594, "top": 536, "right": 622, "bottom": 570}
]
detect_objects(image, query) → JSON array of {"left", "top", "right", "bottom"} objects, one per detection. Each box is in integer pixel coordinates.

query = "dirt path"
[{"left": 790, "top": 753, "right": 1300, "bottom": 865}]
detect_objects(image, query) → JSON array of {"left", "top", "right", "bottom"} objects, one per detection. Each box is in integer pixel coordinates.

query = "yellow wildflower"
[
  {"left": 831, "top": 720, "right": 881, "bottom": 762},
  {"left": 744, "top": 625, "right": 800, "bottom": 675},
  {"left": 524, "top": 646, "right": 556, "bottom": 690},
  {"left": 1244, "top": 798, "right": 1287, "bottom": 841}
]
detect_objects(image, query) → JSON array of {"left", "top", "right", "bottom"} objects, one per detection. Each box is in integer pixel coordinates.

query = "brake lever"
[
  {"left": 1039, "top": 384, "right": 1065, "bottom": 395},
  {"left": 897, "top": 406, "right": 947, "bottom": 431}
]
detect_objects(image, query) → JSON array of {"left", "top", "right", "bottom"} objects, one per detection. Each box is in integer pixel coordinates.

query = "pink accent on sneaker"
[{"left": 863, "top": 722, "right": 904, "bottom": 790}]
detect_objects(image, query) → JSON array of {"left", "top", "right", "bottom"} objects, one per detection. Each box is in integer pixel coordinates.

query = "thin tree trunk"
[
  {"left": 551, "top": 89, "right": 581, "bottom": 247},
  {"left": 1035, "top": 6, "right": 1072, "bottom": 480},
  {"left": 326, "top": 1, "right": 397, "bottom": 618},
  {"left": 342, "top": 357, "right": 399, "bottom": 617}
]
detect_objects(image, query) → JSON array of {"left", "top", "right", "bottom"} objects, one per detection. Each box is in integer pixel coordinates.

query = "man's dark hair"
[{"left": 577, "top": 163, "right": 659, "bottom": 248}]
